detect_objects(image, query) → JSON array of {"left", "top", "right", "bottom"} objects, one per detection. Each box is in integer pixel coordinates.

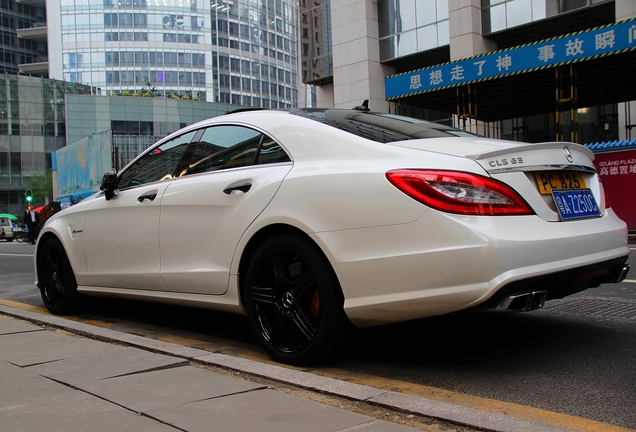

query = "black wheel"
[
  {"left": 244, "top": 234, "right": 346, "bottom": 365},
  {"left": 37, "top": 237, "right": 80, "bottom": 315},
  {"left": 6, "top": 237, "right": 12, "bottom": 242}
]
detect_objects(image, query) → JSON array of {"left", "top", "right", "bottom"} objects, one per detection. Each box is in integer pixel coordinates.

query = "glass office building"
[
  {"left": 0, "top": 0, "right": 47, "bottom": 75},
  {"left": 0, "top": 74, "right": 94, "bottom": 214},
  {"left": 44, "top": 0, "right": 298, "bottom": 107}
]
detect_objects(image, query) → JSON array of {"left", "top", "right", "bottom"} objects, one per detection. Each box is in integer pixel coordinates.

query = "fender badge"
[{"left": 563, "top": 146, "right": 573, "bottom": 163}]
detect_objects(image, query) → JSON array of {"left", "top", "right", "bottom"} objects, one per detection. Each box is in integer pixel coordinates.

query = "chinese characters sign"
[
  {"left": 594, "top": 149, "right": 636, "bottom": 231},
  {"left": 385, "top": 19, "right": 636, "bottom": 100}
]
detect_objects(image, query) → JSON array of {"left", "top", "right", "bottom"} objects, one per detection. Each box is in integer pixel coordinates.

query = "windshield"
[{"left": 289, "top": 108, "right": 481, "bottom": 143}]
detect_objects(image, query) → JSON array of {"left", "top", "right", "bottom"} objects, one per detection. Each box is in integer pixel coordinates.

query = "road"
[{"left": 1, "top": 240, "right": 635, "bottom": 431}]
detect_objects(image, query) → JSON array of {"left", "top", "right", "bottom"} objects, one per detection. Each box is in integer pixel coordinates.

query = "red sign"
[{"left": 593, "top": 149, "right": 636, "bottom": 231}]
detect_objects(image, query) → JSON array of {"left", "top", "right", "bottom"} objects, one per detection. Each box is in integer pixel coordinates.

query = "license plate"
[
  {"left": 534, "top": 171, "right": 587, "bottom": 195},
  {"left": 551, "top": 189, "right": 601, "bottom": 221}
]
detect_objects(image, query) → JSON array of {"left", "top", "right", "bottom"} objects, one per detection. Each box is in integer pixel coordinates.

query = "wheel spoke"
[
  {"left": 268, "top": 249, "right": 288, "bottom": 288},
  {"left": 268, "top": 310, "right": 289, "bottom": 347},
  {"left": 44, "top": 250, "right": 65, "bottom": 295},
  {"left": 289, "top": 308, "right": 316, "bottom": 341},
  {"left": 290, "top": 269, "right": 315, "bottom": 299},
  {"left": 250, "top": 285, "right": 278, "bottom": 306}
]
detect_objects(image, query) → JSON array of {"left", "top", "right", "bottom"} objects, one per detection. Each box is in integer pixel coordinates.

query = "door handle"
[
  {"left": 223, "top": 183, "right": 252, "bottom": 195},
  {"left": 137, "top": 192, "right": 157, "bottom": 202}
]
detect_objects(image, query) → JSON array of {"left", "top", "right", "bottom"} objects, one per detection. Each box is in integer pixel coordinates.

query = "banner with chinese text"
[
  {"left": 594, "top": 149, "right": 636, "bottom": 231},
  {"left": 386, "top": 19, "right": 636, "bottom": 100}
]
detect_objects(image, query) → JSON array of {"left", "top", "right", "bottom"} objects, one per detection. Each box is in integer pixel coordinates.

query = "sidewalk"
[{"left": 0, "top": 305, "right": 572, "bottom": 432}]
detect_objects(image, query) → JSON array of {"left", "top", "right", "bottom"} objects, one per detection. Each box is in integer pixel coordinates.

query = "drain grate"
[{"left": 544, "top": 298, "right": 636, "bottom": 320}]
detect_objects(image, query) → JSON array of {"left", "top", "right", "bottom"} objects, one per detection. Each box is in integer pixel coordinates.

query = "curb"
[{"left": 0, "top": 304, "right": 574, "bottom": 432}]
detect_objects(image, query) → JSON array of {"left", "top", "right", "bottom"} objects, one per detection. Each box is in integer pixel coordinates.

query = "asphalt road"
[{"left": 1, "top": 240, "right": 635, "bottom": 430}]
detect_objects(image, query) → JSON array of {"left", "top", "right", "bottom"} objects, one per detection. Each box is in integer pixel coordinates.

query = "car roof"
[{"left": 223, "top": 108, "right": 480, "bottom": 144}]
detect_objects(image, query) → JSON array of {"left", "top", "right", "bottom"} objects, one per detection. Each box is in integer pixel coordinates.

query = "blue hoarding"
[
  {"left": 385, "top": 19, "right": 636, "bottom": 100},
  {"left": 56, "top": 130, "right": 113, "bottom": 205}
]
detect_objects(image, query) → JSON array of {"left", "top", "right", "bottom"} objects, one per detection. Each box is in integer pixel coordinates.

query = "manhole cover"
[{"left": 545, "top": 298, "right": 636, "bottom": 320}]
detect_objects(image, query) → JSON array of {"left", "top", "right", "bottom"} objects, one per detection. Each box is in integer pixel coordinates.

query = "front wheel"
[
  {"left": 244, "top": 234, "right": 347, "bottom": 365},
  {"left": 37, "top": 237, "right": 81, "bottom": 315}
]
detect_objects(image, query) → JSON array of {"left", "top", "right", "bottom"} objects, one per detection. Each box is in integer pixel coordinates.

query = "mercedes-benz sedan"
[{"left": 35, "top": 107, "right": 630, "bottom": 365}]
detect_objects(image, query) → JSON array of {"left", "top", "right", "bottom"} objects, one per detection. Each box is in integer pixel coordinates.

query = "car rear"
[
  {"left": 337, "top": 138, "right": 629, "bottom": 325},
  {"left": 0, "top": 217, "right": 13, "bottom": 242}
]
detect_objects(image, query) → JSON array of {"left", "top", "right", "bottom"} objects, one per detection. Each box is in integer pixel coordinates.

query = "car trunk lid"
[{"left": 389, "top": 137, "right": 604, "bottom": 222}]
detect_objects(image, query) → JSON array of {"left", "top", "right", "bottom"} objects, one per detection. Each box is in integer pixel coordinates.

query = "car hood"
[{"left": 388, "top": 137, "right": 596, "bottom": 173}]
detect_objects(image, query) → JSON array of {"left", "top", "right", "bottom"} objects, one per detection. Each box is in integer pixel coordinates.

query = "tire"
[
  {"left": 37, "top": 237, "right": 81, "bottom": 315},
  {"left": 244, "top": 234, "right": 346, "bottom": 365},
  {"left": 7, "top": 238, "right": 12, "bottom": 242}
]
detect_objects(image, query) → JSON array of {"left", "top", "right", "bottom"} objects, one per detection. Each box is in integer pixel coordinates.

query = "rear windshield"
[{"left": 288, "top": 108, "right": 480, "bottom": 143}]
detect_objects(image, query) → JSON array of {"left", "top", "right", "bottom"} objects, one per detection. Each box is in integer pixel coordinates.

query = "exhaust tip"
[
  {"left": 495, "top": 291, "right": 547, "bottom": 312},
  {"left": 606, "top": 264, "right": 631, "bottom": 283}
]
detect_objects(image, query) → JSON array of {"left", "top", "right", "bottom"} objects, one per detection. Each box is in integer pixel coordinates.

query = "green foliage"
[{"left": 26, "top": 170, "right": 53, "bottom": 206}]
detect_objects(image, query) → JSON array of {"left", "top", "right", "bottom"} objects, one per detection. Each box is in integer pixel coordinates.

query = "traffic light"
[{"left": 25, "top": 189, "right": 33, "bottom": 204}]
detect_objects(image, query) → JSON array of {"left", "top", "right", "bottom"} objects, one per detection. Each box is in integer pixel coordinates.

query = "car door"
[
  {"left": 83, "top": 130, "right": 198, "bottom": 290},
  {"left": 158, "top": 125, "right": 292, "bottom": 294}
]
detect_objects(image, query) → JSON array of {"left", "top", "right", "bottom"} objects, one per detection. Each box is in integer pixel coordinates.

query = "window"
[
  {"left": 118, "top": 131, "right": 197, "bottom": 189},
  {"left": 186, "top": 125, "right": 290, "bottom": 175}
]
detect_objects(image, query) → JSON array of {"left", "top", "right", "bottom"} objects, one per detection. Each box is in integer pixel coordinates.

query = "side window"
[
  {"left": 118, "top": 131, "right": 196, "bottom": 189},
  {"left": 256, "top": 137, "right": 291, "bottom": 165},
  {"left": 187, "top": 125, "right": 262, "bottom": 175}
]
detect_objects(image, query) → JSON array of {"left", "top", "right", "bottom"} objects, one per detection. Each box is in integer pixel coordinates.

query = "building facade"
[
  {"left": 0, "top": 0, "right": 47, "bottom": 75},
  {"left": 0, "top": 74, "right": 95, "bottom": 214},
  {"left": 0, "top": 72, "right": 236, "bottom": 214},
  {"left": 1, "top": 0, "right": 305, "bottom": 214},
  {"left": 304, "top": 0, "right": 636, "bottom": 145},
  {"left": 16, "top": 0, "right": 299, "bottom": 108}
]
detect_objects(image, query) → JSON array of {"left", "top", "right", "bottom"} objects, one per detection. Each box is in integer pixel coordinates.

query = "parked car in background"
[
  {"left": 34, "top": 107, "right": 630, "bottom": 365},
  {"left": 0, "top": 217, "right": 13, "bottom": 242}
]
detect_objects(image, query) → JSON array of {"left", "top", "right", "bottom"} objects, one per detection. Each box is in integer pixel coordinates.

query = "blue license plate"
[{"left": 551, "top": 188, "right": 601, "bottom": 221}]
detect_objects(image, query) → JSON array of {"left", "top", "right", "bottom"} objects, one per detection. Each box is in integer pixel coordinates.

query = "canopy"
[{"left": 0, "top": 213, "right": 17, "bottom": 221}]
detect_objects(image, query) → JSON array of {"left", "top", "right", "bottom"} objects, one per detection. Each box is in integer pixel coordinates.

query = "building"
[
  {"left": 0, "top": 72, "right": 235, "bottom": 214},
  {"left": 1, "top": 0, "right": 305, "bottom": 214},
  {"left": 0, "top": 0, "right": 47, "bottom": 75},
  {"left": 16, "top": 0, "right": 300, "bottom": 108},
  {"left": 302, "top": 0, "right": 636, "bottom": 145},
  {"left": 0, "top": 74, "right": 95, "bottom": 215}
]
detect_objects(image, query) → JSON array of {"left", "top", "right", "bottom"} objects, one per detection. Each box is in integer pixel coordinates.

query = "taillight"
[
  {"left": 386, "top": 170, "right": 534, "bottom": 216},
  {"left": 600, "top": 181, "right": 611, "bottom": 208}
]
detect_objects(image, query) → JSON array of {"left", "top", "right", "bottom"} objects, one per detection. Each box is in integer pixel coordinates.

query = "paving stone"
[
  {"left": 77, "top": 363, "right": 267, "bottom": 412},
  {"left": 144, "top": 387, "right": 400, "bottom": 432},
  {"left": 0, "top": 329, "right": 120, "bottom": 366},
  {"left": 0, "top": 317, "right": 44, "bottom": 335},
  {"left": 29, "top": 345, "right": 186, "bottom": 385}
]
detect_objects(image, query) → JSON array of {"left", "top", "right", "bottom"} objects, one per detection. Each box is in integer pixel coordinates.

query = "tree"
[{"left": 25, "top": 170, "right": 53, "bottom": 206}]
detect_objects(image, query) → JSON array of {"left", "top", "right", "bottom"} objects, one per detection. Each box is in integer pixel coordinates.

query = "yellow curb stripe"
[{"left": 0, "top": 299, "right": 114, "bottom": 328}]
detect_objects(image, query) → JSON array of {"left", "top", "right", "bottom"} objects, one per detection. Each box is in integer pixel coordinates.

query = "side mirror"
[{"left": 100, "top": 173, "right": 118, "bottom": 201}]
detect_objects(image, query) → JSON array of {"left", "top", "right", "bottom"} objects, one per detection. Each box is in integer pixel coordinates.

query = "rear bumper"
[
  {"left": 316, "top": 208, "right": 629, "bottom": 327},
  {"left": 465, "top": 255, "right": 630, "bottom": 313}
]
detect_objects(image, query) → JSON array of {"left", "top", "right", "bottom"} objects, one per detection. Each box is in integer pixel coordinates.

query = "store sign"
[
  {"left": 594, "top": 149, "right": 636, "bottom": 231},
  {"left": 385, "top": 19, "right": 636, "bottom": 100}
]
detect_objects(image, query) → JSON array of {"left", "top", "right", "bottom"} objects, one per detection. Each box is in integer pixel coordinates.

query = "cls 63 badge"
[{"left": 488, "top": 157, "right": 524, "bottom": 167}]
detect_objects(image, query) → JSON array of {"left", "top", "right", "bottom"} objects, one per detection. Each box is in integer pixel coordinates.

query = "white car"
[
  {"left": 35, "top": 107, "right": 630, "bottom": 365},
  {"left": 0, "top": 217, "right": 13, "bottom": 242}
]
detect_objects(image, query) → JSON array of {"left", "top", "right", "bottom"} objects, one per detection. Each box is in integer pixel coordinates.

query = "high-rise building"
[
  {"left": 2, "top": 0, "right": 304, "bottom": 213},
  {"left": 304, "top": 0, "right": 636, "bottom": 145},
  {"left": 1, "top": 0, "right": 47, "bottom": 75},
  {"left": 17, "top": 0, "right": 299, "bottom": 108}
]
